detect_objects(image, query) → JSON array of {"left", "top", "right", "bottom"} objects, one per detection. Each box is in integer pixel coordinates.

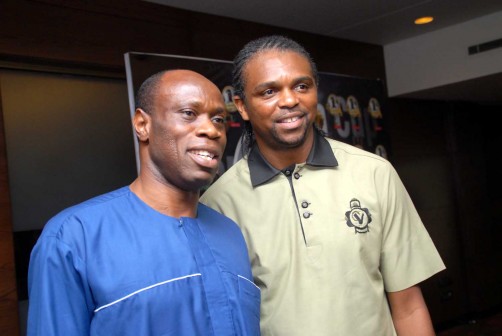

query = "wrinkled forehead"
[{"left": 157, "top": 75, "right": 225, "bottom": 109}]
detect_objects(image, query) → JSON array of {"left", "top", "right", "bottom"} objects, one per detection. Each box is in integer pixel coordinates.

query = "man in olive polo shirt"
[{"left": 201, "top": 35, "right": 445, "bottom": 335}]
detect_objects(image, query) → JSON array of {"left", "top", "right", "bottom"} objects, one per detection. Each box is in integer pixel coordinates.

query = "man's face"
[
  {"left": 235, "top": 50, "right": 318, "bottom": 153},
  {"left": 145, "top": 71, "right": 227, "bottom": 191}
]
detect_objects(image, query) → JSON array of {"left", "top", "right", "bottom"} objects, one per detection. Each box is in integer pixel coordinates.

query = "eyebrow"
[
  {"left": 254, "top": 76, "right": 315, "bottom": 92},
  {"left": 194, "top": 101, "right": 226, "bottom": 114},
  {"left": 176, "top": 100, "right": 226, "bottom": 115},
  {"left": 213, "top": 106, "right": 226, "bottom": 114}
]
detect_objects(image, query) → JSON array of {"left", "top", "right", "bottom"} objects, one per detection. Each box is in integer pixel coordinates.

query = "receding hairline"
[{"left": 135, "top": 69, "right": 222, "bottom": 115}]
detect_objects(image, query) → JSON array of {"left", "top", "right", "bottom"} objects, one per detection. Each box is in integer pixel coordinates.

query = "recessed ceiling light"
[{"left": 415, "top": 16, "right": 434, "bottom": 25}]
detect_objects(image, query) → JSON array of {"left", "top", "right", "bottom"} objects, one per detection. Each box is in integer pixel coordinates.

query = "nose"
[
  {"left": 196, "top": 116, "right": 223, "bottom": 140},
  {"left": 278, "top": 88, "right": 299, "bottom": 108}
]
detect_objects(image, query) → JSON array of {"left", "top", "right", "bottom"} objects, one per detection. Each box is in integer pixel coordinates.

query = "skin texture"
[
  {"left": 388, "top": 286, "right": 436, "bottom": 336},
  {"left": 235, "top": 48, "right": 436, "bottom": 335},
  {"left": 234, "top": 50, "right": 318, "bottom": 170},
  {"left": 130, "top": 70, "right": 227, "bottom": 218}
]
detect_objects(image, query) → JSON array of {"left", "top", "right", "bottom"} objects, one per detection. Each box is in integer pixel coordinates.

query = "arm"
[
  {"left": 387, "top": 285, "right": 436, "bottom": 336},
  {"left": 27, "top": 236, "right": 92, "bottom": 336}
]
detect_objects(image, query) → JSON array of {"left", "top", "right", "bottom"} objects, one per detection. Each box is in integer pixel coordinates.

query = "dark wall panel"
[
  {"left": 386, "top": 99, "right": 502, "bottom": 328},
  {"left": 0, "top": 78, "right": 19, "bottom": 336},
  {"left": 1, "top": 70, "right": 136, "bottom": 232},
  {"left": 0, "top": 0, "right": 385, "bottom": 79}
]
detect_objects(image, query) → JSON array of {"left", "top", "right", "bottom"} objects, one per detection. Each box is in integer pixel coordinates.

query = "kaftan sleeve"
[{"left": 27, "top": 232, "right": 94, "bottom": 336}]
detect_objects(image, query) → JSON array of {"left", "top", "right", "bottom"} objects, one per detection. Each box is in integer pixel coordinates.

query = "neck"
[
  {"left": 257, "top": 130, "right": 315, "bottom": 170},
  {"left": 130, "top": 174, "right": 199, "bottom": 218}
]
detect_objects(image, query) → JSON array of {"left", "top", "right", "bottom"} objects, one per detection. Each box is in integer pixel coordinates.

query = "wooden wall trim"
[{"left": 0, "top": 0, "right": 385, "bottom": 80}]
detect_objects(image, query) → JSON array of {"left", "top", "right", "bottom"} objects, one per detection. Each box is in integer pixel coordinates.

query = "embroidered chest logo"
[{"left": 345, "top": 198, "right": 372, "bottom": 233}]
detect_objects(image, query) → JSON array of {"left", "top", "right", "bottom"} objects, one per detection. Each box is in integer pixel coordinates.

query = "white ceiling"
[{"left": 143, "top": 0, "right": 502, "bottom": 103}]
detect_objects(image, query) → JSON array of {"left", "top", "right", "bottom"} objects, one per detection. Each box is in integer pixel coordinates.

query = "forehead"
[
  {"left": 157, "top": 74, "right": 223, "bottom": 106},
  {"left": 243, "top": 50, "right": 313, "bottom": 84}
]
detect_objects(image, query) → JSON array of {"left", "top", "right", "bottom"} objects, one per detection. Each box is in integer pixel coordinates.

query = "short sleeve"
[{"left": 379, "top": 163, "right": 446, "bottom": 292}]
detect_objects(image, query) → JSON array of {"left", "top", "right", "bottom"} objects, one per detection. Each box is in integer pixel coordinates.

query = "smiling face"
[
  {"left": 234, "top": 50, "right": 318, "bottom": 164},
  {"left": 135, "top": 70, "right": 227, "bottom": 192}
]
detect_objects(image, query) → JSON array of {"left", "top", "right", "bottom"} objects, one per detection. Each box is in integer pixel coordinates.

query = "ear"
[
  {"left": 233, "top": 95, "right": 249, "bottom": 121},
  {"left": 133, "top": 108, "right": 150, "bottom": 142}
]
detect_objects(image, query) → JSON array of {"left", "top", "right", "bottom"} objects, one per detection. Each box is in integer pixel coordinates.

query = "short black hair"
[
  {"left": 232, "top": 35, "right": 318, "bottom": 101},
  {"left": 135, "top": 70, "right": 171, "bottom": 114}
]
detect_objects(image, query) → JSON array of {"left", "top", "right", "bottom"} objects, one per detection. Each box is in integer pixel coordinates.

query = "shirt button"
[
  {"left": 294, "top": 172, "right": 301, "bottom": 179},
  {"left": 285, "top": 170, "right": 291, "bottom": 176},
  {"left": 301, "top": 201, "right": 309, "bottom": 208},
  {"left": 303, "top": 211, "right": 312, "bottom": 219}
]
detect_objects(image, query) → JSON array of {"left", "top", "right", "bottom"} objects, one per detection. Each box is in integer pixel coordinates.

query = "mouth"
[
  {"left": 187, "top": 147, "right": 221, "bottom": 171},
  {"left": 188, "top": 149, "right": 218, "bottom": 161},
  {"left": 275, "top": 112, "right": 306, "bottom": 129},
  {"left": 278, "top": 116, "right": 301, "bottom": 124}
]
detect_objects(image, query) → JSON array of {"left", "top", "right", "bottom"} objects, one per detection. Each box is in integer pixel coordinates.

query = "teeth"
[
  {"left": 282, "top": 116, "right": 299, "bottom": 123},
  {"left": 191, "top": 150, "right": 215, "bottom": 160}
]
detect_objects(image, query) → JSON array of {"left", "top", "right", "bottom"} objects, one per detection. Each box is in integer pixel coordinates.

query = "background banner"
[{"left": 124, "top": 52, "right": 390, "bottom": 174}]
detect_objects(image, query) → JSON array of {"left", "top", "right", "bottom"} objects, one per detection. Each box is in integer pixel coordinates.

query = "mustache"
[{"left": 276, "top": 108, "right": 309, "bottom": 117}]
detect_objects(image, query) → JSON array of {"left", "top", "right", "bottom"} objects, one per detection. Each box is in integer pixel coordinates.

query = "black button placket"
[{"left": 283, "top": 165, "right": 313, "bottom": 245}]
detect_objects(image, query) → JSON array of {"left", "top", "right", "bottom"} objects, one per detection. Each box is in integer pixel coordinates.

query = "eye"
[
  {"left": 212, "top": 115, "right": 226, "bottom": 124},
  {"left": 181, "top": 109, "right": 197, "bottom": 120},
  {"left": 295, "top": 83, "right": 309, "bottom": 92},
  {"left": 262, "top": 88, "right": 275, "bottom": 96}
]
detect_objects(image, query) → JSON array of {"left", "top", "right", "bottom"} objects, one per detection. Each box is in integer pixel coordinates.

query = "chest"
[{"left": 234, "top": 167, "right": 384, "bottom": 273}]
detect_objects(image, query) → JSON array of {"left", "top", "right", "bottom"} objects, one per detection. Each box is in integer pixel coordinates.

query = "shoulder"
[
  {"left": 327, "top": 138, "right": 387, "bottom": 163},
  {"left": 198, "top": 203, "right": 241, "bottom": 231},
  {"left": 40, "top": 186, "right": 131, "bottom": 239},
  {"left": 197, "top": 203, "right": 249, "bottom": 256},
  {"left": 202, "top": 159, "right": 250, "bottom": 202},
  {"left": 325, "top": 138, "right": 395, "bottom": 175}
]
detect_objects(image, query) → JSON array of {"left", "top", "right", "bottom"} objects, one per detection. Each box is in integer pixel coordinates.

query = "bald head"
[{"left": 135, "top": 69, "right": 221, "bottom": 115}]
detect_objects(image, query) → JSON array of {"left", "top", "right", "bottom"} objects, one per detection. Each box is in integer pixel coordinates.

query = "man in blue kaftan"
[{"left": 27, "top": 70, "right": 260, "bottom": 336}]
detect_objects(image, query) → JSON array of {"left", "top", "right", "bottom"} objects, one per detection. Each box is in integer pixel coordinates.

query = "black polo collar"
[{"left": 248, "top": 129, "right": 338, "bottom": 187}]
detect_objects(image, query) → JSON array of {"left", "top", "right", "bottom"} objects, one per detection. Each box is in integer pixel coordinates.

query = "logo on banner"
[
  {"left": 326, "top": 94, "right": 343, "bottom": 116},
  {"left": 368, "top": 97, "right": 383, "bottom": 131},
  {"left": 345, "top": 198, "right": 372, "bottom": 233},
  {"left": 222, "top": 85, "right": 237, "bottom": 113},
  {"left": 326, "top": 93, "right": 345, "bottom": 132},
  {"left": 375, "top": 144, "right": 388, "bottom": 159},
  {"left": 347, "top": 95, "right": 364, "bottom": 147},
  {"left": 221, "top": 85, "right": 241, "bottom": 128},
  {"left": 315, "top": 105, "right": 327, "bottom": 132},
  {"left": 347, "top": 95, "right": 361, "bottom": 126},
  {"left": 326, "top": 93, "right": 353, "bottom": 139}
]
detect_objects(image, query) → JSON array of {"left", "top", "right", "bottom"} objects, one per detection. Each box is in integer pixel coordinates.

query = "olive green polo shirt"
[{"left": 201, "top": 131, "right": 445, "bottom": 336}]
